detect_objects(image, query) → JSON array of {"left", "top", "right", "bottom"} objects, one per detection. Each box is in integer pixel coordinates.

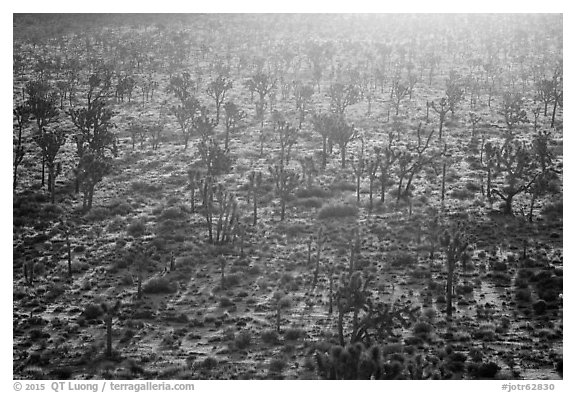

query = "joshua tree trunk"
[
  {"left": 337, "top": 304, "right": 345, "bottom": 346},
  {"left": 441, "top": 162, "right": 446, "bottom": 203}
]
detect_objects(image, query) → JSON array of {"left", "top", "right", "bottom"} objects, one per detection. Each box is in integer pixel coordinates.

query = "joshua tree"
[
  {"left": 350, "top": 138, "right": 365, "bottom": 203},
  {"left": 244, "top": 72, "right": 276, "bottom": 109},
  {"left": 440, "top": 227, "right": 469, "bottom": 319},
  {"left": 377, "top": 133, "right": 398, "bottom": 204},
  {"left": 391, "top": 80, "right": 410, "bottom": 116},
  {"left": 188, "top": 169, "right": 202, "bottom": 213},
  {"left": 274, "top": 118, "right": 299, "bottom": 167},
  {"left": 101, "top": 300, "right": 121, "bottom": 359},
  {"left": 199, "top": 135, "right": 231, "bottom": 176},
  {"left": 550, "top": 66, "right": 563, "bottom": 128},
  {"left": 148, "top": 121, "right": 163, "bottom": 150},
  {"left": 223, "top": 101, "right": 246, "bottom": 150},
  {"left": 77, "top": 153, "right": 112, "bottom": 210},
  {"left": 272, "top": 292, "right": 292, "bottom": 333},
  {"left": 294, "top": 82, "right": 315, "bottom": 128},
  {"left": 311, "top": 112, "right": 336, "bottom": 169},
  {"left": 269, "top": 165, "right": 300, "bottom": 221},
  {"left": 26, "top": 79, "right": 59, "bottom": 188},
  {"left": 329, "top": 116, "right": 356, "bottom": 169},
  {"left": 68, "top": 97, "right": 117, "bottom": 198},
  {"left": 328, "top": 82, "right": 361, "bottom": 116},
  {"left": 248, "top": 170, "right": 263, "bottom": 226},
  {"left": 13, "top": 104, "right": 31, "bottom": 190},
  {"left": 499, "top": 92, "right": 529, "bottom": 135},
  {"left": 34, "top": 127, "right": 67, "bottom": 203},
  {"left": 170, "top": 97, "right": 200, "bottom": 149},
  {"left": 468, "top": 112, "right": 482, "bottom": 138},
  {"left": 298, "top": 155, "right": 318, "bottom": 189},
  {"left": 430, "top": 98, "right": 449, "bottom": 140},
  {"left": 535, "top": 78, "right": 555, "bottom": 117},
  {"left": 213, "top": 184, "right": 239, "bottom": 245},
  {"left": 489, "top": 138, "right": 539, "bottom": 215},
  {"left": 206, "top": 75, "right": 233, "bottom": 123},
  {"left": 445, "top": 72, "right": 465, "bottom": 116}
]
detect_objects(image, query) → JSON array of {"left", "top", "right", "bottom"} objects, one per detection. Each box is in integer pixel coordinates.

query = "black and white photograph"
[{"left": 9, "top": 3, "right": 567, "bottom": 385}]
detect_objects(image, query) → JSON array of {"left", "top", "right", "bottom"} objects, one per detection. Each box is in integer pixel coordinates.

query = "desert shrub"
[
  {"left": 389, "top": 251, "right": 417, "bottom": 268},
  {"left": 268, "top": 357, "right": 288, "bottom": 374},
  {"left": 200, "top": 356, "right": 218, "bottom": 370},
  {"left": 294, "top": 197, "right": 324, "bottom": 209},
  {"left": 160, "top": 207, "right": 183, "bottom": 221},
  {"left": 492, "top": 261, "right": 507, "bottom": 271},
  {"left": 234, "top": 330, "right": 252, "bottom": 350},
  {"left": 468, "top": 348, "right": 484, "bottom": 363},
  {"left": 464, "top": 181, "right": 482, "bottom": 192},
  {"left": 108, "top": 200, "right": 132, "bottom": 216},
  {"left": 473, "top": 323, "right": 496, "bottom": 341},
  {"left": 469, "top": 361, "right": 500, "bottom": 379},
  {"left": 50, "top": 366, "right": 73, "bottom": 379},
  {"left": 413, "top": 321, "right": 433, "bottom": 336},
  {"left": 541, "top": 201, "right": 562, "bottom": 220},
  {"left": 330, "top": 181, "right": 356, "bottom": 192},
  {"left": 131, "top": 180, "right": 162, "bottom": 195},
  {"left": 318, "top": 204, "right": 358, "bottom": 219},
  {"left": 127, "top": 220, "right": 146, "bottom": 237},
  {"left": 223, "top": 273, "right": 241, "bottom": 287},
  {"left": 85, "top": 207, "right": 110, "bottom": 221},
  {"left": 40, "top": 203, "right": 64, "bottom": 219},
  {"left": 455, "top": 284, "right": 474, "bottom": 295},
  {"left": 450, "top": 188, "right": 475, "bottom": 200},
  {"left": 219, "top": 297, "right": 235, "bottom": 308},
  {"left": 515, "top": 288, "right": 532, "bottom": 302},
  {"left": 295, "top": 186, "right": 332, "bottom": 199},
  {"left": 533, "top": 299, "right": 547, "bottom": 315},
  {"left": 142, "top": 277, "right": 177, "bottom": 294},
  {"left": 423, "top": 308, "right": 436, "bottom": 321},
  {"left": 535, "top": 275, "right": 562, "bottom": 302},
  {"left": 284, "top": 328, "right": 305, "bottom": 341},
  {"left": 261, "top": 329, "right": 279, "bottom": 345},
  {"left": 82, "top": 303, "right": 103, "bottom": 320},
  {"left": 45, "top": 283, "right": 66, "bottom": 302}
]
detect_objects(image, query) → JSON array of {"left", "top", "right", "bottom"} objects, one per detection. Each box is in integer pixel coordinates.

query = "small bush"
[
  {"left": 515, "top": 288, "right": 532, "bottom": 302},
  {"left": 294, "top": 197, "right": 324, "bottom": 209},
  {"left": 284, "top": 328, "right": 305, "bottom": 341},
  {"left": 234, "top": 330, "right": 252, "bottom": 350},
  {"left": 470, "top": 361, "right": 500, "bottom": 379},
  {"left": 142, "top": 277, "right": 177, "bottom": 294},
  {"left": 85, "top": 207, "right": 110, "bottom": 221},
  {"left": 160, "top": 207, "right": 183, "bottom": 221},
  {"left": 219, "top": 297, "right": 235, "bottom": 308},
  {"left": 390, "top": 251, "right": 417, "bottom": 268},
  {"left": 295, "top": 186, "right": 331, "bottom": 199},
  {"left": 200, "top": 356, "right": 218, "bottom": 370},
  {"left": 127, "top": 220, "right": 146, "bottom": 237},
  {"left": 533, "top": 299, "right": 547, "bottom": 315},
  {"left": 108, "top": 200, "right": 132, "bottom": 216},
  {"left": 222, "top": 274, "right": 241, "bottom": 287},
  {"left": 261, "top": 329, "right": 279, "bottom": 345},
  {"left": 82, "top": 303, "right": 103, "bottom": 320},
  {"left": 413, "top": 321, "right": 433, "bottom": 336},
  {"left": 268, "top": 357, "right": 287, "bottom": 374},
  {"left": 450, "top": 188, "right": 475, "bottom": 200},
  {"left": 131, "top": 181, "right": 162, "bottom": 195},
  {"left": 318, "top": 204, "right": 358, "bottom": 220}
]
